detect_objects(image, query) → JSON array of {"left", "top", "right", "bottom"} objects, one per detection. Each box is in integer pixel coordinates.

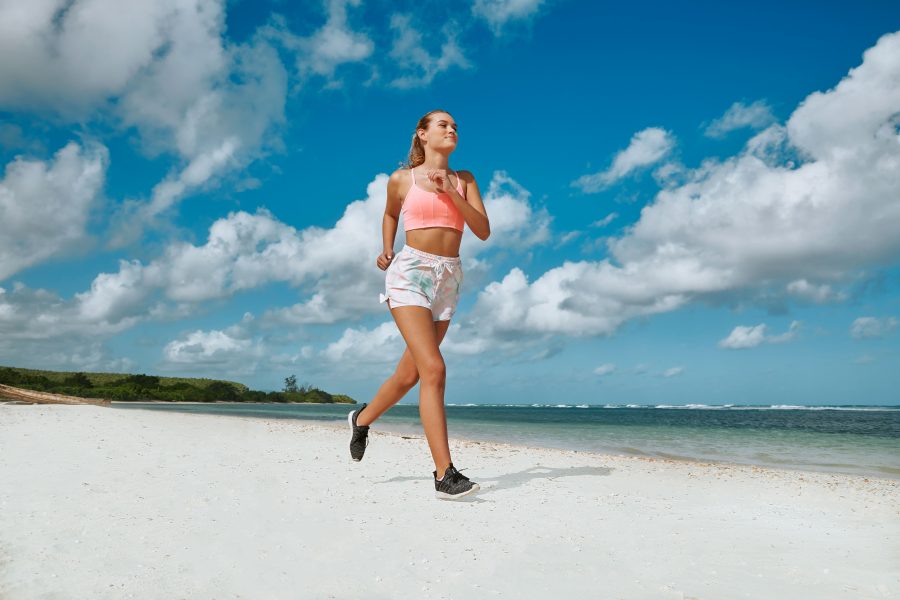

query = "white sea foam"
[{"left": 448, "top": 403, "right": 899, "bottom": 411}]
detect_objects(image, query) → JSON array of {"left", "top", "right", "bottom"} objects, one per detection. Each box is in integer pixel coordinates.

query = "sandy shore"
[{"left": 1, "top": 405, "right": 898, "bottom": 599}]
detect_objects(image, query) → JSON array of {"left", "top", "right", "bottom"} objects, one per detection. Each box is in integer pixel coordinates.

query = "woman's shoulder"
[
  {"left": 455, "top": 169, "right": 476, "bottom": 183},
  {"left": 389, "top": 167, "right": 414, "bottom": 183}
]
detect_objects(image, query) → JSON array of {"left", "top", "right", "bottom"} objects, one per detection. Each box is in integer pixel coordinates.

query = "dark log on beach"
[{"left": 0, "top": 384, "right": 111, "bottom": 407}]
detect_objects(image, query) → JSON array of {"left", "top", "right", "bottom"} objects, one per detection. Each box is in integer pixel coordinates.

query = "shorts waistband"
[{"left": 400, "top": 244, "right": 461, "bottom": 264}]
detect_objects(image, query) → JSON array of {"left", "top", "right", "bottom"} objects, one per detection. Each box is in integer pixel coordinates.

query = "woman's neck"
[{"left": 418, "top": 152, "right": 450, "bottom": 171}]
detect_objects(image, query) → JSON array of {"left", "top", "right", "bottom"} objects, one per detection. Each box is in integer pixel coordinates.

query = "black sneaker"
[
  {"left": 433, "top": 463, "right": 480, "bottom": 500},
  {"left": 348, "top": 403, "right": 370, "bottom": 462}
]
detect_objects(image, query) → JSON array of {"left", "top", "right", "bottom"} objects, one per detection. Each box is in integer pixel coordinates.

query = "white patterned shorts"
[{"left": 379, "top": 244, "right": 463, "bottom": 321}]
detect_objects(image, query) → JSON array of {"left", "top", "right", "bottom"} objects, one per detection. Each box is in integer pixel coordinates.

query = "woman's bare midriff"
[{"left": 405, "top": 227, "right": 463, "bottom": 258}]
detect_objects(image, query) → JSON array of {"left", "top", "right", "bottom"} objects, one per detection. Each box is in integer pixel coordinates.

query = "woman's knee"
[
  {"left": 394, "top": 368, "right": 419, "bottom": 389},
  {"left": 417, "top": 357, "right": 446, "bottom": 386}
]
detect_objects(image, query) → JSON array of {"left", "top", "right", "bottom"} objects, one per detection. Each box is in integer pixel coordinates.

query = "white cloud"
[
  {"left": 0, "top": 141, "right": 108, "bottom": 281},
  {"left": 458, "top": 31, "right": 900, "bottom": 349},
  {"left": 0, "top": 1, "right": 289, "bottom": 243},
  {"left": 438, "top": 323, "right": 496, "bottom": 356},
  {"left": 472, "top": 0, "right": 544, "bottom": 34},
  {"left": 652, "top": 161, "right": 686, "bottom": 188},
  {"left": 719, "top": 324, "right": 767, "bottom": 349},
  {"left": 0, "top": 339, "right": 136, "bottom": 374},
  {"left": 555, "top": 231, "right": 582, "bottom": 247},
  {"left": 719, "top": 321, "right": 800, "bottom": 349},
  {"left": 786, "top": 279, "right": 847, "bottom": 303},
  {"left": 573, "top": 127, "right": 676, "bottom": 192},
  {"left": 764, "top": 320, "right": 801, "bottom": 344},
  {"left": 593, "top": 363, "right": 616, "bottom": 376},
  {"left": 113, "top": 26, "right": 288, "bottom": 236},
  {"left": 463, "top": 171, "right": 552, "bottom": 254},
  {"left": 3, "top": 167, "right": 550, "bottom": 352},
  {"left": 662, "top": 366, "right": 684, "bottom": 378},
  {"left": 274, "top": 0, "right": 373, "bottom": 82},
  {"left": 162, "top": 327, "right": 264, "bottom": 374},
  {"left": 704, "top": 100, "right": 777, "bottom": 138},
  {"left": 850, "top": 316, "right": 898, "bottom": 339},
  {"left": 0, "top": 0, "right": 179, "bottom": 115},
  {"left": 591, "top": 213, "right": 618, "bottom": 228},
  {"left": 321, "top": 322, "right": 404, "bottom": 364},
  {"left": 387, "top": 13, "right": 470, "bottom": 89},
  {"left": 0, "top": 282, "right": 140, "bottom": 372}
]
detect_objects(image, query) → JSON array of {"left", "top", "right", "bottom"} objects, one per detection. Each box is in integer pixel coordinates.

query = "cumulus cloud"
[
  {"left": 785, "top": 279, "right": 847, "bottom": 303},
  {"left": 0, "top": 141, "right": 108, "bottom": 281},
  {"left": 0, "top": 0, "right": 176, "bottom": 115},
  {"left": 472, "top": 0, "right": 544, "bottom": 34},
  {"left": 0, "top": 0, "right": 289, "bottom": 243},
  {"left": 720, "top": 324, "right": 767, "bottom": 349},
  {"left": 719, "top": 320, "right": 800, "bottom": 349},
  {"left": 114, "top": 26, "right": 288, "bottom": 239},
  {"left": 162, "top": 326, "right": 263, "bottom": 374},
  {"left": 704, "top": 100, "right": 777, "bottom": 138},
  {"left": 457, "top": 31, "right": 900, "bottom": 351},
  {"left": 463, "top": 171, "right": 551, "bottom": 253},
  {"left": 0, "top": 283, "right": 140, "bottom": 372},
  {"left": 2, "top": 168, "right": 549, "bottom": 357},
  {"left": 662, "top": 366, "right": 684, "bottom": 378},
  {"left": 387, "top": 13, "right": 470, "bottom": 89},
  {"left": 274, "top": 0, "right": 373, "bottom": 83},
  {"left": 573, "top": 127, "right": 676, "bottom": 192},
  {"left": 850, "top": 316, "right": 898, "bottom": 339},
  {"left": 321, "top": 322, "right": 404, "bottom": 364}
]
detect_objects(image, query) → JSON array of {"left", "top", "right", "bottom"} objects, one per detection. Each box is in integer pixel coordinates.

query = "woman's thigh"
[
  {"left": 396, "top": 318, "right": 452, "bottom": 378},
  {"left": 390, "top": 306, "right": 452, "bottom": 374}
]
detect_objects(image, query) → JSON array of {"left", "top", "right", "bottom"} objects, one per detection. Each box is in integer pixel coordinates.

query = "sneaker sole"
[
  {"left": 348, "top": 409, "right": 361, "bottom": 462},
  {"left": 435, "top": 483, "right": 480, "bottom": 500}
]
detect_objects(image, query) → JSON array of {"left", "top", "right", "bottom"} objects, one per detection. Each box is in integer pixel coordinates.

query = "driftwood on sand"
[{"left": 0, "top": 384, "right": 111, "bottom": 407}]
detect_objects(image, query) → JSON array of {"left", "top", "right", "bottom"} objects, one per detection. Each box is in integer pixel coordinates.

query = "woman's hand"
[
  {"left": 376, "top": 250, "right": 394, "bottom": 271},
  {"left": 425, "top": 168, "right": 449, "bottom": 194}
]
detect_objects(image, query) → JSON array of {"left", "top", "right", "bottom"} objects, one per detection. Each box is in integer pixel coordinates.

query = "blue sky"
[{"left": 1, "top": 0, "right": 898, "bottom": 405}]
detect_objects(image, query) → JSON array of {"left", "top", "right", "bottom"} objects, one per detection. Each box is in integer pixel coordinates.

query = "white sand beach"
[{"left": 1, "top": 404, "right": 898, "bottom": 599}]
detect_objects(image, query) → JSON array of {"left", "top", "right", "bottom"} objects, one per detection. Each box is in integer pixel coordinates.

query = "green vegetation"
[{"left": 0, "top": 366, "right": 355, "bottom": 404}]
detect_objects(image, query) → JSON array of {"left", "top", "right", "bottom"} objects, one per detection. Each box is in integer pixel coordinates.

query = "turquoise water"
[{"left": 112, "top": 402, "right": 900, "bottom": 479}]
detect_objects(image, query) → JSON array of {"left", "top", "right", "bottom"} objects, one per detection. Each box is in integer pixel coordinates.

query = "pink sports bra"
[{"left": 401, "top": 167, "right": 465, "bottom": 232}]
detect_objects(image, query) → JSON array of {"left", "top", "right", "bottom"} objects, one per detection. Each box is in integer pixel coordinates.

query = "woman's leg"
[
  {"left": 383, "top": 305, "right": 454, "bottom": 479},
  {"left": 356, "top": 319, "right": 451, "bottom": 427}
]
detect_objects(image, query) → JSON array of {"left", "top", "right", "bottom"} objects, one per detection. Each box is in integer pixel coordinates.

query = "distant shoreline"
[
  {"left": 110, "top": 400, "right": 352, "bottom": 405},
  {"left": 0, "top": 365, "right": 356, "bottom": 404}
]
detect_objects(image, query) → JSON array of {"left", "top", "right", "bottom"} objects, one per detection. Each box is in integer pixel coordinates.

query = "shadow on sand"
[{"left": 375, "top": 464, "right": 613, "bottom": 502}]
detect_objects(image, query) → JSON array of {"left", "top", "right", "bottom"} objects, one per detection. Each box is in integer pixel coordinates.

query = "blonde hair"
[{"left": 404, "top": 109, "right": 454, "bottom": 169}]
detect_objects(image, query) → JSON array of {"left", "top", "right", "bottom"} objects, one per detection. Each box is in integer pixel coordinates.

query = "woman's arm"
[
  {"left": 452, "top": 170, "right": 490, "bottom": 241},
  {"left": 382, "top": 170, "right": 404, "bottom": 254}
]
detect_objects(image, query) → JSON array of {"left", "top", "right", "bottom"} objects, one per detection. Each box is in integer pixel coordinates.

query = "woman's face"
[{"left": 418, "top": 113, "right": 458, "bottom": 151}]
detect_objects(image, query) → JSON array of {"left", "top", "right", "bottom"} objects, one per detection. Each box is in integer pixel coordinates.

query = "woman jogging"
[{"left": 347, "top": 109, "right": 491, "bottom": 500}]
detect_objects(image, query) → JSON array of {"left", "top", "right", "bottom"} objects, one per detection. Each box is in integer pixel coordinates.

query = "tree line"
[{"left": 0, "top": 368, "right": 354, "bottom": 404}]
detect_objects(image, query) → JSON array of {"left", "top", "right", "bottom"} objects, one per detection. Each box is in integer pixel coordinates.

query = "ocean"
[{"left": 112, "top": 402, "right": 900, "bottom": 479}]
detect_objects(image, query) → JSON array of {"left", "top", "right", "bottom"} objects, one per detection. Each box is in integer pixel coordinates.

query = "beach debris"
[{"left": 0, "top": 384, "right": 111, "bottom": 406}]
